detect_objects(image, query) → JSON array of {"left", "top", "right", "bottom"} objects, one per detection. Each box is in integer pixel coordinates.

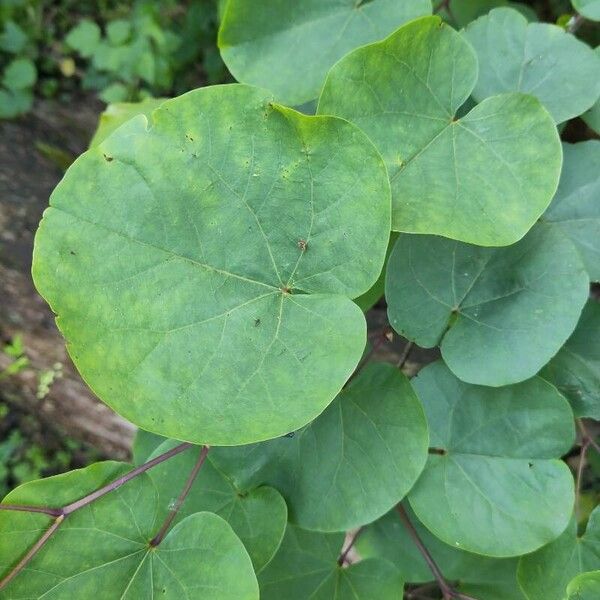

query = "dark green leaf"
[
  {"left": 463, "top": 7, "right": 600, "bottom": 123},
  {"left": 32, "top": 84, "right": 391, "bottom": 445},
  {"left": 318, "top": 16, "right": 562, "bottom": 246},
  {"left": 218, "top": 0, "right": 432, "bottom": 105},
  {"left": 408, "top": 361, "right": 575, "bottom": 557},
  {"left": 385, "top": 224, "right": 589, "bottom": 386}
]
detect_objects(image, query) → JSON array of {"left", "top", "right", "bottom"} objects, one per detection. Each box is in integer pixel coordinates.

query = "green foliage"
[
  {"left": 573, "top": 0, "right": 600, "bottom": 20},
  {"left": 2, "top": 2, "right": 600, "bottom": 598},
  {"left": 318, "top": 16, "right": 562, "bottom": 246}
]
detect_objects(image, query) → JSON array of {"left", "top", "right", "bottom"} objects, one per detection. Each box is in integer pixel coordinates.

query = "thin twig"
[
  {"left": 397, "top": 341, "right": 414, "bottom": 370},
  {"left": 578, "top": 420, "right": 600, "bottom": 455},
  {"left": 337, "top": 527, "right": 364, "bottom": 566},
  {"left": 396, "top": 504, "right": 477, "bottom": 600},
  {"left": 150, "top": 445, "right": 210, "bottom": 547},
  {"left": 0, "top": 504, "right": 62, "bottom": 517},
  {"left": 0, "top": 515, "right": 64, "bottom": 591},
  {"left": 62, "top": 442, "right": 192, "bottom": 515}
]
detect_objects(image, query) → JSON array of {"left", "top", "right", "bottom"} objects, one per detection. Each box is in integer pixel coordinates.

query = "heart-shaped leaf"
[
  {"left": 258, "top": 524, "right": 404, "bottom": 599},
  {"left": 463, "top": 8, "right": 600, "bottom": 123},
  {"left": 218, "top": 0, "right": 432, "bottom": 106},
  {"left": 209, "top": 363, "right": 429, "bottom": 532},
  {"left": 407, "top": 360, "right": 575, "bottom": 557},
  {"left": 573, "top": 0, "right": 600, "bottom": 20},
  {"left": 0, "top": 462, "right": 259, "bottom": 599},
  {"left": 385, "top": 224, "right": 589, "bottom": 386},
  {"left": 32, "top": 84, "right": 391, "bottom": 445},
  {"left": 358, "top": 507, "right": 525, "bottom": 600},
  {"left": 517, "top": 506, "right": 600, "bottom": 600},
  {"left": 542, "top": 141, "right": 600, "bottom": 282},
  {"left": 541, "top": 301, "right": 600, "bottom": 420},
  {"left": 146, "top": 441, "right": 287, "bottom": 572},
  {"left": 318, "top": 16, "right": 562, "bottom": 246}
]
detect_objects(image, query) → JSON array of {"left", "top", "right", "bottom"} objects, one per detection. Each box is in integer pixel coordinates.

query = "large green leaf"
[
  {"left": 146, "top": 441, "right": 287, "bottom": 572},
  {"left": 541, "top": 301, "right": 600, "bottom": 423},
  {"left": 407, "top": 361, "right": 575, "bottom": 557},
  {"left": 565, "top": 571, "right": 600, "bottom": 600},
  {"left": 208, "top": 363, "right": 429, "bottom": 532},
  {"left": 358, "top": 507, "right": 525, "bottom": 600},
  {"left": 542, "top": 141, "right": 600, "bottom": 282},
  {"left": 463, "top": 8, "right": 600, "bottom": 123},
  {"left": 517, "top": 506, "right": 600, "bottom": 600},
  {"left": 89, "top": 97, "right": 168, "bottom": 148},
  {"left": 385, "top": 224, "right": 589, "bottom": 386},
  {"left": 573, "top": 0, "right": 600, "bottom": 20},
  {"left": 318, "top": 16, "right": 562, "bottom": 246},
  {"left": 218, "top": 0, "right": 432, "bottom": 106},
  {"left": 32, "top": 84, "right": 391, "bottom": 446},
  {"left": 0, "top": 462, "right": 259, "bottom": 599},
  {"left": 583, "top": 49, "right": 600, "bottom": 133},
  {"left": 258, "top": 524, "right": 404, "bottom": 599}
]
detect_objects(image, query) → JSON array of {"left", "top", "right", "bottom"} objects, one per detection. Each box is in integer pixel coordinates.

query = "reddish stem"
[
  {"left": 0, "top": 504, "right": 62, "bottom": 517},
  {"left": 150, "top": 445, "right": 210, "bottom": 547}
]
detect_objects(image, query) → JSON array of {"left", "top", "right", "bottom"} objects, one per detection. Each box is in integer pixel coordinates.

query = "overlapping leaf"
[
  {"left": 218, "top": 0, "right": 432, "bottom": 106},
  {"left": 208, "top": 364, "right": 429, "bottom": 532},
  {"left": 463, "top": 8, "right": 600, "bottom": 123},
  {"left": 318, "top": 16, "right": 562, "bottom": 246},
  {"left": 385, "top": 224, "right": 589, "bottom": 386},
  {"left": 565, "top": 571, "right": 600, "bottom": 600},
  {"left": 583, "top": 50, "right": 600, "bottom": 133},
  {"left": 407, "top": 361, "right": 575, "bottom": 557},
  {"left": 145, "top": 441, "right": 287, "bottom": 572},
  {"left": 573, "top": 0, "right": 600, "bottom": 20},
  {"left": 541, "top": 301, "right": 600, "bottom": 419},
  {"left": 517, "top": 506, "right": 600, "bottom": 600},
  {"left": 258, "top": 524, "right": 404, "bottom": 599},
  {"left": 0, "top": 462, "right": 259, "bottom": 599},
  {"left": 32, "top": 84, "right": 391, "bottom": 446},
  {"left": 358, "top": 507, "right": 525, "bottom": 600},
  {"left": 542, "top": 141, "right": 600, "bottom": 282}
]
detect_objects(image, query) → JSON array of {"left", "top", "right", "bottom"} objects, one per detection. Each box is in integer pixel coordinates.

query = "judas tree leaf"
[
  {"left": 358, "top": 507, "right": 525, "bottom": 600},
  {"left": 218, "top": 0, "right": 432, "bottom": 106},
  {"left": 463, "top": 8, "right": 600, "bottom": 123},
  {"left": 89, "top": 97, "right": 168, "bottom": 148},
  {"left": 318, "top": 16, "right": 562, "bottom": 246},
  {"left": 583, "top": 50, "right": 600, "bottom": 133},
  {"left": 565, "top": 571, "right": 600, "bottom": 600},
  {"left": 407, "top": 361, "right": 575, "bottom": 557},
  {"left": 146, "top": 442, "right": 287, "bottom": 572},
  {"left": 449, "top": 0, "right": 537, "bottom": 27},
  {"left": 385, "top": 224, "right": 589, "bottom": 386},
  {"left": 541, "top": 301, "right": 600, "bottom": 424},
  {"left": 132, "top": 429, "right": 166, "bottom": 464},
  {"left": 542, "top": 141, "right": 600, "bottom": 282},
  {"left": 517, "top": 506, "right": 600, "bottom": 600},
  {"left": 32, "top": 84, "right": 391, "bottom": 446},
  {"left": 258, "top": 524, "right": 404, "bottom": 599},
  {"left": 208, "top": 363, "right": 429, "bottom": 532},
  {"left": 573, "top": 0, "right": 600, "bottom": 20},
  {"left": 0, "top": 462, "right": 259, "bottom": 599}
]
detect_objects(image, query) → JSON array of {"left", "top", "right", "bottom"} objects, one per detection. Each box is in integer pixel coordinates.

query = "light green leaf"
[
  {"left": 0, "top": 21, "right": 28, "bottom": 54},
  {"left": 147, "top": 441, "right": 287, "bottom": 572},
  {"left": 0, "top": 87, "right": 33, "bottom": 119},
  {"left": 209, "top": 363, "right": 429, "bottom": 532},
  {"left": 32, "top": 84, "right": 391, "bottom": 445},
  {"left": 218, "top": 0, "right": 432, "bottom": 106},
  {"left": 573, "top": 0, "right": 600, "bottom": 20},
  {"left": 565, "top": 571, "right": 600, "bottom": 600},
  {"left": 258, "top": 524, "right": 404, "bottom": 599},
  {"left": 132, "top": 429, "right": 166, "bottom": 464},
  {"left": 318, "top": 16, "right": 562, "bottom": 246},
  {"left": 65, "top": 19, "right": 101, "bottom": 58},
  {"left": 385, "top": 224, "right": 589, "bottom": 386},
  {"left": 98, "top": 82, "right": 129, "bottom": 104},
  {"left": 0, "top": 462, "right": 259, "bottom": 599},
  {"left": 2, "top": 57, "right": 36, "bottom": 91},
  {"left": 450, "top": 0, "right": 537, "bottom": 26},
  {"left": 89, "top": 97, "right": 167, "bottom": 148},
  {"left": 518, "top": 506, "right": 600, "bottom": 600},
  {"left": 358, "top": 507, "right": 525, "bottom": 600},
  {"left": 583, "top": 49, "right": 600, "bottom": 133},
  {"left": 106, "top": 19, "right": 131, "bottom": 46},
  {"left": 408, "top": 360, "right": 575, "bottom": 557},
  {"left": 463, "top": 7, "right": 600, "bottom": 123},
  {"left": 542, "top": 141, "right": 600, "bottom": 282},
  {"left": 541, "top": 301, "right": 600, "bottom": 420}
]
